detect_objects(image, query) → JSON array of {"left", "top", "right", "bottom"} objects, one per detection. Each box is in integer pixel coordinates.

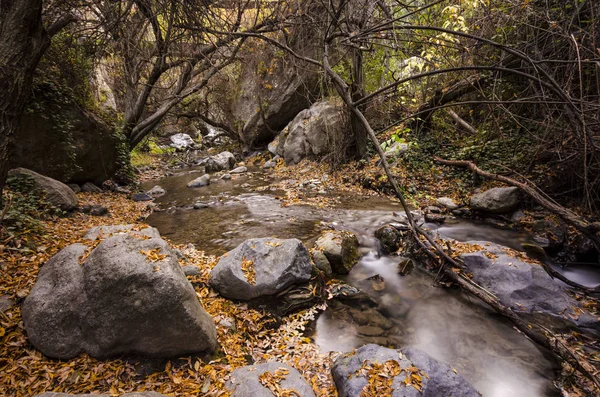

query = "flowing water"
[{"left": 142, "top": 166, "right": 564, "bottom": 397}]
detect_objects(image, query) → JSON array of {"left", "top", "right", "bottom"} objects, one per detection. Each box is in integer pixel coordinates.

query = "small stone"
[
  {"left": 0, "top": 295, "right": 14, "bottom": 313},
  {"left": 311, "top": 250, "right": 332, "bottom": 277},
  {"left": 240, "top": 183, "right": 251, "bottom": 188},
  {"left": 81, "top": 182, "right": 103, "bottom": 193},
  {"left": 426, "top": 206, "right": 442, "bottom": 213},
  {"left": 132, "top": 192, "right": 153, "bottom": 202},
  {"left": 68, "top": 184, "right": 81, "bottom": 193},
  {"left": 436, "top": 197, "right": 458, "bottom": 210},
  {"left": 357, "top": 325, "right": 384, "bottom": 336},
  {"left": 16, "top": 290, "right": 28, "bottom": 299},
  {"left": 230, "top": 166, "right": 247, "bottom": 174},
  {"left": 187, "top": 174, "right": 211, "bottom": 188},
  {"left": 397, "top": 257, "right": 414, "bottom": 276},
  {"left": 221, "top": 173, "right": 232, "bottom": 180},
  {"left": 263, "top": 160, "right": 275, "bottom": 169},
  {"left": 146, "top": 185, "right": 166, "bottom": 197},
  {"left": 182, "top": 265, "right": 202, "bottom": 277},
  {"left": 425, "top": 213, "right": 445, "bottom": 223},
  {"left": 82, "top": 205, "right": 109, "bottom": 216},
  {"left": 193, "top": 202, "right": 209, "bottom": 209}
]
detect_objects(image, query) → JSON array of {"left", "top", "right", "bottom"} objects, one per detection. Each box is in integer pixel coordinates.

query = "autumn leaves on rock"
[{"left": 22, "top": 226, "right": 217, "bottom": 359}]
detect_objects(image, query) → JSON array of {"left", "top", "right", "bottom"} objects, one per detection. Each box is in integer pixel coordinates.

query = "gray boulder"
[
  {"left": 170, "top": 133, "right": 195, "bottom": 150},
  {"left": 209, "top": 238, "right": 312, "bottom": 301},
  {"left": 8, "top": 168, "right": 78, "bottom": 211},
  {"left": 146, "top": 185, "right": 166, "bottom": 197},
  {"left": 314, "top": 231, "right": 359, "bottom": 274},
  {"left": 470, "top": 187, "right": 520, "bottom": 214},
  {"left": 332, "top": 344, "right": 479, "bottom": 397},
  {"left": 280, "top": 101, "right": 345, "bottom": 165},
  {"left": 23, "top": 228, "right": 217, "bottom": 359},
  {"left": 460, "top": 241, "right": 599, "bottom": 334},
  {"left": 227, "top": 362, "right": 316, "bottom": 397},
  {"left": 187, "top": 174, "right": 211, "bottom": 188},
  {"left": 205, "top": 151, "right": 236, "bottom": 173},
  {"left": 436, "top": 197, "right": 458, "bottom": 210}
]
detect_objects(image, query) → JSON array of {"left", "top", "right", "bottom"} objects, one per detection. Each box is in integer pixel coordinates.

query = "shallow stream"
[{"left": 142, "top": 167, "right": 562, "bottom": 397}]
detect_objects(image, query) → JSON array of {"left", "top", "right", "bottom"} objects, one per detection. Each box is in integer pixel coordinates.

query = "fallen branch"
[{"left": 435, "top": 157, "right": 600, "bottom": 252}]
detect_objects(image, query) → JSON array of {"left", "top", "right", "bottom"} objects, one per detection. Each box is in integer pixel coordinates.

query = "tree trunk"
[
  {"left": 350, "top": 47, "right": 367, "bottom": 158},
  {"left": 0, "top": 0, "right": 50, "bottom": 201}
]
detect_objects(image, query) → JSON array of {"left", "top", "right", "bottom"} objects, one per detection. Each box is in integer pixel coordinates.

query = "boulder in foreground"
[
  {"left": 226, "top": 362, "right": 316, "bottom": 397},
  {"left": 23, "top": 226, "right": 217, "bottom": 359},
  {"left": 209, "top": 238, "right": 312, "bottom": 300},
  {"left": 332, "top": 344, "right": 480, "bottom": 397}
]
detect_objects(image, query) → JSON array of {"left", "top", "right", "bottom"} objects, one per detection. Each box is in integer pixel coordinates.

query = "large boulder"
[
  {"left": 13, "top": 102, "right": 119, "bottom": 185},
  {"left": 209, "top": 238, "right": 312, "bottom": 301},
  {"left": 170, "top": 133, "right": 195, "bottom": 150},
  {"left": 470, "top": 187, "right": 520, "bottom": 214},
  {"left": 226, "top": 362, "right": 316, "bottom": 397},
  {"left": 314, "top": 231, "right": 359, "bottom": 274},
  {"left": 332, "top": 344, "right": 479, "bottom": 397},
  {"left": 8, "top": 168, "right": 78, "bottom": 211},
  {"left": 279, "top": 101, "right": 345, "bottom": 165},
  {"left": 205, "top": 151, "right": 236, "bottom": 173},
  {"left": 22, "top": 227, "right": 217, "bottom": 359},
  {"left": 460, "top": 241, "right": 599, "bottom": 334}
]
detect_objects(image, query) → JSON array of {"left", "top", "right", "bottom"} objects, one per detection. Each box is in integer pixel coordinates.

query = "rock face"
[
  {"left": 8, "top": 168, "right": 78, "bottom": 211},
  {"left": 205, "top": 151, "right": 236, "bottom": 173},
  {"left": 187, "top": 174, "right": 211, "bottom": 188},
  {"left": 170, "top": 133, "right": 195, "bottom": 150},
  {"left": 278, "top": 101, "right": 345, "bottom": 165},
  {"left": 209, "top": 238, "right": 312, "bottom": 301},
  {"left": 470, "top": 187, "right": 520, "bottom": 214},
  {"left": 22, "top": 226, "right": 217, "bottom": 359},
  {"left": 227, "top": 362, "right": 316, "bottom": 397},
  {"left": 375, "top": 225, "right": 403, "bottom": 254},
  {"left": 13, "top": 104, "right": 119, "bottom": 185},
  {"left": 460, "top": 241, "right": 599, "bottom": 334},
  {"left": 314, "top": 231, "right": 359, "bottom": 274},
  {"left": 332, "top": 344, "right": 480, "bottom": 397}
]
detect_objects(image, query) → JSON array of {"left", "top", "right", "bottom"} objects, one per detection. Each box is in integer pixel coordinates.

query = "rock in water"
[
  {"left": 332, "top": 344, "right": 480, "bottom": 397},
  {"left": 375, "top": 225, "right": 403, "bottom": 254},
  {"left": 227, "top": 362, "right": 316, "bottom": 397},
  {"left": 205, "top": 151, "right": 236, "bottom": 172},
  {"left": 314, "top": 231, "right": 359, "bottom": 274},
  {"left": 470, "top": 187, "right": 520, "bottom": 214},
  {"left": 170, "top": 133, "right": 195, "bottom": 150},
  {"left": 230, "top": 166, "right": 247, "bottom": 174},
  {"left": 8, "top": 168, "right": 78, "bottom": 211},
  {"left": 187, "top": 174, "right": 211, "bottom": 188},
  {"left": 22, "top": 227, "right": 217, "bottom": 359},
  {"left": 146, "top": 185, "right": 166, "bottom": 197},
  {"left": 209, "top": 238, "right": 312, "bottom": 300}
]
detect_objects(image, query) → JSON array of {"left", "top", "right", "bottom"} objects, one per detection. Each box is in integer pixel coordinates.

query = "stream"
[{"left": 141, "top": 166, "right": 562, "bottom": 397}]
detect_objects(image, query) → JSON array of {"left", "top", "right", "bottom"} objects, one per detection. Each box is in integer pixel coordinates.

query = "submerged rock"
[
  {"left": 8, "top": 168, "right": 78, "bottom": 211},
  {"left": 314, "top": 231, "right": 359, "bottom": 274},
  {"left": 227, "top": 362, "right": 316, "bottom": 397},
  {"left": 209, "top": 238, "right": 312, "bottom": 301},
  {"left": 460, "top": 241, "right": 599, "bottom": 335},
  {"left": 470, "top": 187, "right": 520, "bottom": 214},
  {"left": 22, "top": 227, "right": 217, "bottom": 359},
  {"left": 332, "top": 344, "right": 480, "bottom": 397},
  {"left": 187, "top": 174, "right": 211, "bottom": 188}
]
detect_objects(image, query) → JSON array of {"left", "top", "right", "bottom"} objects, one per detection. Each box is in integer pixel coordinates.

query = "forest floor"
[{"left": 1, "top": 149, "right": 599, "bottom": 396}]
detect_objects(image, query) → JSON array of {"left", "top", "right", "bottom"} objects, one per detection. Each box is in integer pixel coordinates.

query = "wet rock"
[
  {"left": 470, "top": 187, "right": 520, "bottom": 214},
  {"left": 81, "top": 182, "right": 102, "bottom": 193},
  {"left": 311, "top": 249, "right": 332, "bottom": 277},
  {"left": 146, "top": 185, "right": 166, "bottom": 197},
  {"left": 510, "top": 210, "right": 526, "bottom": 223},
  {"left": 230, "top": 166, "right": 247, "bottom": 174},
  {"left": 375, "top": 225, "right": 402, "bottom": 254},
  {"left": 210, "top": 238, "right": 312, "bottom": 301},
  {"left": 460, "top": 241, "right": 599, "bottom": 335},
  {"left": 226, "top": 362, "right": 316, "bottom": 397},
  {"left": 314, "top": 231, "right": 359, "bottom": 274},
  {"left": 132, "top": 192, "right": 153, "bottom": 202},
  {"left": 332, "top": 344, "right": 479, "bottom": 397},
  {"left": 425, "top": 206, "right": 442, "bottom": 214},
  {"left": 68, "top": 184, "right": 81, "bottom": 193},
  {"left": 221, "top": 173, "right": 232, "bottom": 180},
  {"left": 8, "top": 168, "right": 78, "bottom": 211},
  {"left": 35, "top": 393, "right": 167, "bottom": 397},
  {"left": 23, "top": 228, "right": 217, "bottom": 359},
  {"left": 0, "top": 295, "right": 14, "bottom": 313},
  {"left": 424, "top": 213, "right": 445, "bottom": 223},
  {"left": 193, "top": 202, "right": 209, "bottom": 209},
  {"left": 182, "top": 265, "right": 202, "bottom": 277},
  {"left": 81, "top": 204, "right": 109, "bottom": 216},
  {"left": 436, "top": 197, "right": 458, "bottom": 210},
  {"left": 205, "top": 151, "right": 235, "bottom": 173},
  {"left": 170, "top": 133, "right": 195, "bottom": 150},
  {"left": 397, "top": 257, "right": 414, "bottom": 276},
  {"left": 281, "top": 101, "right": 345, "bottom": 165},
  {"left": 187, "top": 174, "right": 211, "bottom": 188}
]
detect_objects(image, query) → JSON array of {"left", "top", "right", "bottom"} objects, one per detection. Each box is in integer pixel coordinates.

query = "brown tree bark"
[{"left": 0, "top": 0, "right": 50, "bottom": 201}]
